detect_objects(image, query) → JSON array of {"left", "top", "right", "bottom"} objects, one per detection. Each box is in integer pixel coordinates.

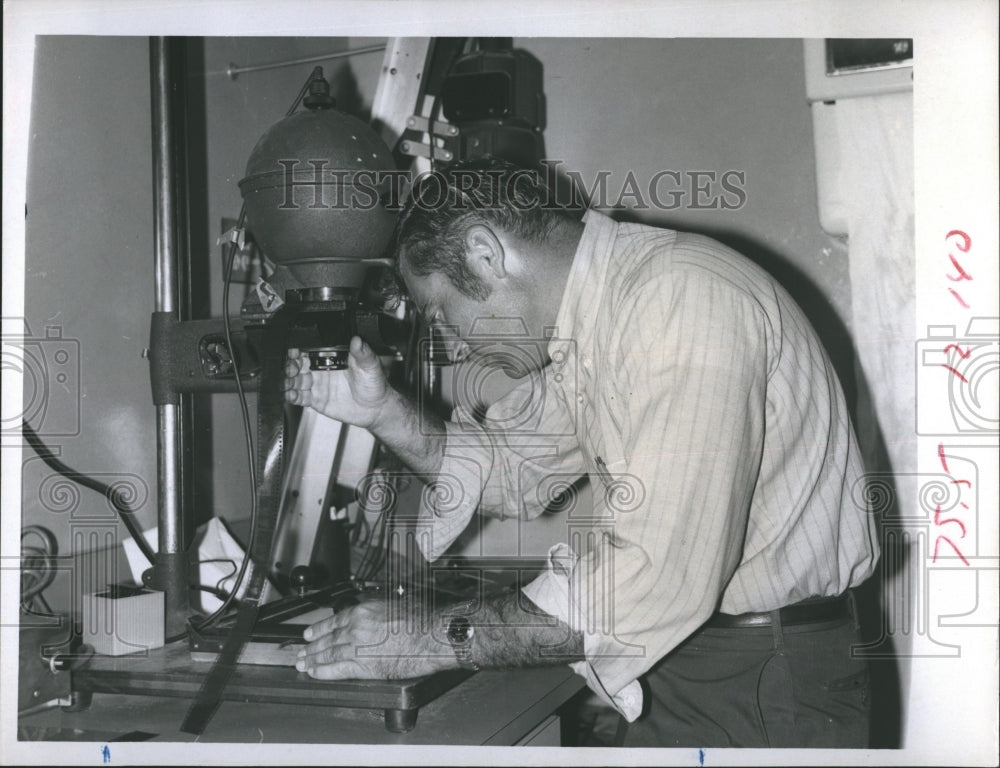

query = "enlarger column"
[{"left": 149, "top": 36, "right": 191, "bottom": 635}]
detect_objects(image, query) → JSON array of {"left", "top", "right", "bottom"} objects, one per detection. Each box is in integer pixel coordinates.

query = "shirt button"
[{"left": 577, "top": 394, "right": 585, "bottom": 404}]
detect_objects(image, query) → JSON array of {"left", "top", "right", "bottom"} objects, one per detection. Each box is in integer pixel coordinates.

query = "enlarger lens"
[{"left": 308, "top": 348, "right": 349, "bottom": 370}]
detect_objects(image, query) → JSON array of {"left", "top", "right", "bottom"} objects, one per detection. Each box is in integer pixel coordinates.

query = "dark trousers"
[{"left": 617, "top": 603, "right": 871, "bottom": 748}]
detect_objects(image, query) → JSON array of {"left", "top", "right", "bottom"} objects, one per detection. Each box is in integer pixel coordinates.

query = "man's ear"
[{"left": 464, "top": 224, "right": 507, "bottom": 282}]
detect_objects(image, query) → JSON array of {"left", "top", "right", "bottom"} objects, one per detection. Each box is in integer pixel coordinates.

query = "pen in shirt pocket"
[{"left": 594, "top": 455, "right": 615, "bottom": 489}]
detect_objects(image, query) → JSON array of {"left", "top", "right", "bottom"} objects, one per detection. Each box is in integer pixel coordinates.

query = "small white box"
[{"left": 82, "top": 585, "right": 165, "bottom": 656}]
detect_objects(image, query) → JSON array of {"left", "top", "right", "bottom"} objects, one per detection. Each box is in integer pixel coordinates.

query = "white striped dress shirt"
[{"left": 419, "top": 209, "right": 879, "bottom": 718}]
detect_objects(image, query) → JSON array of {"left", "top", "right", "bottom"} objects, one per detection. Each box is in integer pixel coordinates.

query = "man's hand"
[
  {"left": 284, "top": 337, "right": 390, "bottom": 430},
  {"left": 285, "top": 337, "right": 448, "bottom": 479},
  {"left": 295, "top": 600, "right": 456, "bottom": 681}
]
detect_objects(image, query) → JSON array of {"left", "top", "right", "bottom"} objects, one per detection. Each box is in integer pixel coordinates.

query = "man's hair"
[{"left": 391, "top": 158, "right": 569, "bottom": 300}]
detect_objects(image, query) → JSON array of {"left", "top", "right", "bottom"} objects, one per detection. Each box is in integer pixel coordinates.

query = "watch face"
[{"left": 448, "top": 616, "right": 472, "bottom": 645}]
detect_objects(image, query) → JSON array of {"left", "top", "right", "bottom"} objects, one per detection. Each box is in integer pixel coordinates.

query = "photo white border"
[{"left": 3, "top": 1, "right": 998, "bottom": 765}]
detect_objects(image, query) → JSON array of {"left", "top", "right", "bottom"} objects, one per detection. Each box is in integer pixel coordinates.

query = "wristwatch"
[{"left": 445, "top": 615, "right": 480, "bottom": 671}]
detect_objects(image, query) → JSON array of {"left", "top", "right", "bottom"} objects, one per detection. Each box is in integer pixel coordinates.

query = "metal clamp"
[
  {"left": 405, "top": 115, "right": 459, "bottom": 137},
  {"left": 400, "top": 140, "right": 454, "bottom": 162},
  {"left": 399, "top": 114, "right": 459, "bottom": 162}
]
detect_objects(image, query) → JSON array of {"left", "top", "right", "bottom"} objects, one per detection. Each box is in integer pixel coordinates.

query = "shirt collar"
[{"left": 547, "top": 209, "right": 619, "bottom": 369}]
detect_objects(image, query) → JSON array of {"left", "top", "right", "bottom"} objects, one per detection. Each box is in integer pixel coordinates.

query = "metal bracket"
[
  {"left": 400, "top": 115, "right": 460, "bottom": 162},
  {"left": 406, "top": 115, "right": 459, "bottom": 137},
  {"left": 399, "top": 140, "right": 454, "bottom": 162},
  {"left": 216, "top": 226, "right": 247, "bottom": 251}
]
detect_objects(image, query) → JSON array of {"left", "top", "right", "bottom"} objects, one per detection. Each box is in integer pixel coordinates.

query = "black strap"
[{"left": 180, "top": 308, "right": 294, "bottom": 734}]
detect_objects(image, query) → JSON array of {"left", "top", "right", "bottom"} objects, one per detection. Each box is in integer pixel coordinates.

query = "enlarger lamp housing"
[{"left": 239, "top": 102, "right": 398, "bottom": 290}]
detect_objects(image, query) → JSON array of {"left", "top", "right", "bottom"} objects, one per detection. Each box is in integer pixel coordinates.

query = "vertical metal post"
[
  {"left": 150, "top": 36, "right": 189, "bottom": 634},
  {"left": 370, "top": 38, "right": 438, "bottom": 404}
]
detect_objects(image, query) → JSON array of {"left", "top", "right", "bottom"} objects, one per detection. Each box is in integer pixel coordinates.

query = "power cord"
[{"left": 22, "top": 422, "right": 157, "bottom": 564}]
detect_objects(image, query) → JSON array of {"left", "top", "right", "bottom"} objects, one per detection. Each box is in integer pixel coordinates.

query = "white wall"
[{"left": 23, "top": 36, "right": 157, "bottom": 606}]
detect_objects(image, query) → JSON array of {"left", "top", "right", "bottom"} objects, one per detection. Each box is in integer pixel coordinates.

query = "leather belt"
[{"left": 704, "top": 593, "right": 851, "bottom": 629}]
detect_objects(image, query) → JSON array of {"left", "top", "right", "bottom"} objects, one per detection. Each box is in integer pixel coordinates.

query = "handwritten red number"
[
  {"left": 937, "top": 444, "right": 950, "bottom": 473},
  {"left": 946, "top": 253, "right": 973, "bottom": 282},
  {"left": 933, "top": 505, "right": 968, "bottom": 538},
  {"left": 944, "top": 344, "right": 972, "bottom": 359},
  {"left": 946, "top": 229, "right": 972, "bottom": 252},
  {"left": 948, "top": 288, "right": 971, "bottom": 308},
  {"left": 942, "top": 365, "right": 970, "bottom": 383},
  {"left": 931, "top": 237, "right": 973, "bottom": 569},
  {"left": 932, "top": 535, "right": 970, "bottom": 566}
]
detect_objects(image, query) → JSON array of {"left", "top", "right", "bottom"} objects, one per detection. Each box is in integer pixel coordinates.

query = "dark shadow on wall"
[
  {"left": 846, "top": 371, "right": 905, "bottom": 749},
  {"left": 182, "top": 37, "right": 217, "bottom": 529},
  {"left": 330, "top": 60, "right": 368, "bottom": 122},
  {"left": 703, "top": 226, "right": 905, "bottom": 749},
  {"left": 692, "top": 225, "right": 904, "bottom": 750}
]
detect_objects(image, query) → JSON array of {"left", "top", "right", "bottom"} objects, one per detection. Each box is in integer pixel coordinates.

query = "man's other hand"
[{"left": 295, "top": 600, "right": 455, "bottom": 680}]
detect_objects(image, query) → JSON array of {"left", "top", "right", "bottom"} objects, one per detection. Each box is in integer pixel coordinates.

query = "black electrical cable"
[
  {"left": 192, "top": 584, "right": 230, "bottom": 601},
  {"left": 21, "top": 526, "right": 59, "bottom": 616},
  {"left": 22, "top": 524, "right": 58, "bottom": 554},
  {"left": 353, "top": 468, "right": 399, "bottom": 583},
  {"left": 364, "top": 502, "right": 391, "bottom": 581},
  {"left": 35, "top": 593, "right": 55, "bottom": 615},
  {"left": 192, "top": 204, "right": 255, "bottom": 632},
  {"left": 352, "top": 473, "right": 378, "bottom": 580},
  {"left": 21, "top": 422, "right": 158, "bottom": 564},
  {"left": 20, "top": 546, "right": 56, "bottom": 609}
]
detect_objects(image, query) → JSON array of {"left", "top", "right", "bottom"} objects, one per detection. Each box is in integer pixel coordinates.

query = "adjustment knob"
[{"left": 290, "top": 565, "right": 313, "bottom": 595}]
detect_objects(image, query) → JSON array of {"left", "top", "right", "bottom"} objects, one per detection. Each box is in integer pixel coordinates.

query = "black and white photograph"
[{"left": 2, "top": 1, "right": 997, "bottom": 765}]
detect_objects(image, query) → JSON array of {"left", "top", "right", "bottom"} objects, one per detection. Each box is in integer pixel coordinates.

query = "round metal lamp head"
[{"left": 239, "top": 101, "right": 397, "bottom": 289}]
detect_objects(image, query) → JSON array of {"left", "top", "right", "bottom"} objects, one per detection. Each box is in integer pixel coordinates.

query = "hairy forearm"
[
  {"left": 444, "top": 590, "right": 584, "bottom": 669},
  {"left": 371, "top": 388, "right": 446, "bottom": 478}
]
